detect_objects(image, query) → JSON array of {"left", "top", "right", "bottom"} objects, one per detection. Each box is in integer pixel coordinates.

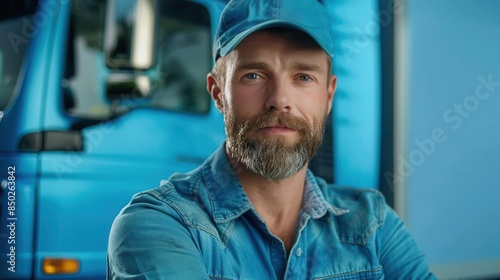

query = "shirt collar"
[
  {"left": 303, "top": 170, "right": 350, "bottom": 218},
  {"left": 202, "top": 144, "right": 254, "bottom": 223},
  {"left": 202, "top": 144, "right": 349, "bottom": 224}
]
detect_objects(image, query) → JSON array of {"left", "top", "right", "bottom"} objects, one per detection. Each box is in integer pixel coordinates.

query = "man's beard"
[{"left": 223, "top": 105, "right": 327, "bottom": 181}]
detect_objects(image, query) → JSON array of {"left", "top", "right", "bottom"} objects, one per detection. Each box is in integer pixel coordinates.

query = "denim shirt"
[{"left": 107, "top": 145, "right": 436, "bottom": 279}]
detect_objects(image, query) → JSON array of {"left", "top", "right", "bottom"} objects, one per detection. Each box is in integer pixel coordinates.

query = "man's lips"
[{"left": 259, "top": 125, "right": 296, "bottom": 133}]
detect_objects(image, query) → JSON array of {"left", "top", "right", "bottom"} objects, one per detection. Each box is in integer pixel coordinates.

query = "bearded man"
[{"left": 107, "top": 0, "right": 436, "bottom": 279}]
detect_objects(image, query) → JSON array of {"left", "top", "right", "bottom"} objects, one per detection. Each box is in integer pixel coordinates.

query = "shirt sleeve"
[
  {"left": 107, "top": 193, "right": 211, "bottom": 280},
  {"left": 377, "top": 205, "right": 437, "bottom": 280}
]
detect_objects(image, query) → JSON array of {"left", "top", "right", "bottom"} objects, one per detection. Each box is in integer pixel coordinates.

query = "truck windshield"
[
  {"left": 63, "top": 0, "right": 212, "bottom": 119},
  {"left": 0, "top": 1, "right": 38, "bottom": 110}
]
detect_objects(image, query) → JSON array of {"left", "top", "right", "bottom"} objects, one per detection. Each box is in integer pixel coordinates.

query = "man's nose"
[{"left": 265, "top": 78, "right": 292, "bottom": 112}]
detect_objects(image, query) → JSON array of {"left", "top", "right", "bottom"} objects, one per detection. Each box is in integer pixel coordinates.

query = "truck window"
[
  {"left": 64, "top": 0, "right": 212, "bottom": 119},
  {"left": 0, "top": 1, "right": 38, "bottom": 110}
]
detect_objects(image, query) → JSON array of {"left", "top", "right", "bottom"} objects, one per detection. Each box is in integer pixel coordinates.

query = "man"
[{"left": 107, "top": 0, "right": 436, "bottom": 279}]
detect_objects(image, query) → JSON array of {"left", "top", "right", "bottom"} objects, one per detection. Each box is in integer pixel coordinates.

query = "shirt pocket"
[{"left": 313, "top": 266, "right": 384, "bottom": 280}]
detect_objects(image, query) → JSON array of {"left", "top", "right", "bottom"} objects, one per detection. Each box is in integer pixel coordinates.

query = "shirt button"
[{"left": 296, "top": 247, "right": 302, "bottom": 257}]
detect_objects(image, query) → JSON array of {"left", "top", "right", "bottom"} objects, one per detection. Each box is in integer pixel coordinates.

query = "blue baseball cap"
[{"left": 213, "top": 0, "right": 334, "bottom": 62}]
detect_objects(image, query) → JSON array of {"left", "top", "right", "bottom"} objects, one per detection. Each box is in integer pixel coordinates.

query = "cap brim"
[{"left": 218, "top": 20, "right": 334, "bottom": 59}]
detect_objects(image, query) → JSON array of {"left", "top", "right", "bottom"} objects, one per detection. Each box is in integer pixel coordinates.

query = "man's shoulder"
[
  {"left": 120, "top": 165, "right": 211, "bottom": 222},
  {"left": 137, "top": 166, "right": 209, "bottom": 212},
  {"left": 315, "top": 176, "right": 386, "bottom": 210},
  {"left": 314, "top": 176, "right": 388, "bottom": 245}
]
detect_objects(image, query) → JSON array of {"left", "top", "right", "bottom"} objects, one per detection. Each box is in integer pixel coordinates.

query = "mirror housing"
[{"left": 104, "top": 0, "right": 156, "bottom": 69}]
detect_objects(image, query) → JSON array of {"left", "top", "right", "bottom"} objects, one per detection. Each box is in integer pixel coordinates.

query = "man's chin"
[{"left": 249, "top": 134, "right": 302, "bottom": 147}]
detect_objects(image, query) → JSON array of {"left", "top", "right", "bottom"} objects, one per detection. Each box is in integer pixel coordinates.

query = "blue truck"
[{"left": 0, "top": 0, "right": 339, "bottom": 278}]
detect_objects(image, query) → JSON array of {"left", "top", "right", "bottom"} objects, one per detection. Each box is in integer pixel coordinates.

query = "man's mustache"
[{"left": 247, "top": 112, "right": 309, "bottom": 134}]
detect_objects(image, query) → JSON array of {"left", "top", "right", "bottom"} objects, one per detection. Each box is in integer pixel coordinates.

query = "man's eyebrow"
[
  {"left": 234, "top": 61, "right": 268, "bottom": 70},
  {"left": 291, "top": 62, "right": 322, "bottom": 72},
  {"left": 234, "top": 61, "right": 324, "bottom": 72}
]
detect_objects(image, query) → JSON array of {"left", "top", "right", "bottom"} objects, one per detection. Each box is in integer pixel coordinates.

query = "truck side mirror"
[{"left": 104, "top": 0, "right": 156, "bottom": 69}]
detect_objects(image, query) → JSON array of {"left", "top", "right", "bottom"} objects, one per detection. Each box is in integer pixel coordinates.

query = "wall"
[{"left": 397, "top": 1, "right": 500, "bottom": 278}]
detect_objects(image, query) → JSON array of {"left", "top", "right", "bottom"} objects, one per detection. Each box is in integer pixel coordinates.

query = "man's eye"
[
  {"left": 245, "top": 73, "right": 259, "bottom": 80},
  {"left": 299, "top": 75, "right": 312, "bottom": 82}
]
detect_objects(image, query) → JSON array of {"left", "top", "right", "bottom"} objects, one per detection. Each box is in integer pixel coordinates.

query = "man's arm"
[
  {"left": 377, "top": 205, "right": 437, "bottom": 279},
  {"left": 107, "top": 194, "right": 210, "bottom": 280}
]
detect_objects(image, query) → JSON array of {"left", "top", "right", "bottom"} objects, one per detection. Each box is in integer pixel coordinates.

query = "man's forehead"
[
  {"left": 232, "top": 30, "right": 327, "bottom": 58},
  {"left": 229, "top": 32, "right": 328, "bottom": 68},
  {"left": 236, "top": 28, "right": 322, "bottom": 49},
  {"left": 230, "top": 51, "right": 328, "bottom": 74}
]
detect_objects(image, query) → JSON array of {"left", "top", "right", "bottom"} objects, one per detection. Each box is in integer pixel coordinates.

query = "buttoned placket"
[
  {"left": 270, "top": 237, "right": 287, "bottom": 278},
  {"left": 283, "top": 210, "right": 312, "bottom": 280}
]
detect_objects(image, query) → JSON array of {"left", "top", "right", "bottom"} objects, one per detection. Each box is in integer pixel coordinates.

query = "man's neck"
[{"left": 226, "top": 147, "right": 307, "bottom": 254}]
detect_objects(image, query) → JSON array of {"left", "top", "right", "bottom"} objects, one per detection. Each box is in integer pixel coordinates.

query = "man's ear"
[
  {"left": 207, "top": 73, "right": 223, "bottom": 112},
  {"left": 326, "top": 75, "right": 337, "bottom": 115}
]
